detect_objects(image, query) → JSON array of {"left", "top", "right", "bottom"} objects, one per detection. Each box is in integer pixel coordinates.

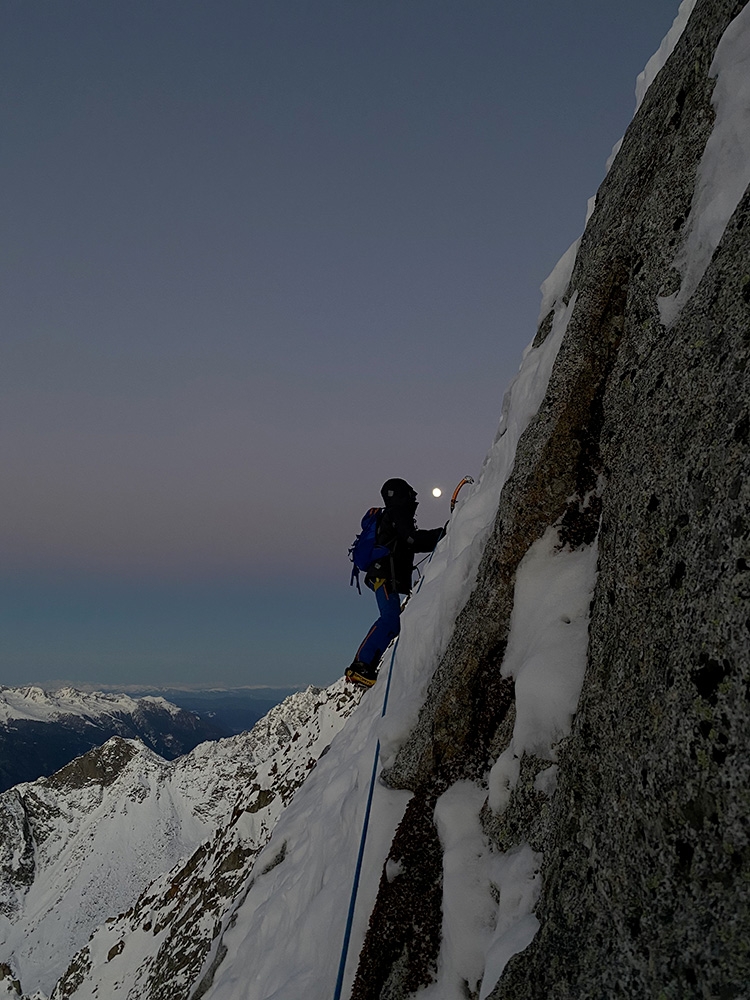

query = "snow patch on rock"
[{"left": 658, "top": 4, "right": 750, "bottom": 325}]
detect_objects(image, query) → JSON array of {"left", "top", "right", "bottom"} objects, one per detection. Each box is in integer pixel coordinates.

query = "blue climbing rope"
[
  {"left": 332, "top": 638, "right": 399, "bottom": 1000},
  {"left": 333, "top": 537, "right": 442, "bottom": 1000}
]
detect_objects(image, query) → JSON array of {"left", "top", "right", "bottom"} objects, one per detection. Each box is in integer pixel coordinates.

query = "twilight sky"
[{"left": 2, "top": 0, "right": 683, "bottom": 690}]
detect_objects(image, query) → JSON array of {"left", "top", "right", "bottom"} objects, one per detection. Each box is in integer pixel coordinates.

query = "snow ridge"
[{"left": 0, "top": 686, "right": 178, "bottom": 725}]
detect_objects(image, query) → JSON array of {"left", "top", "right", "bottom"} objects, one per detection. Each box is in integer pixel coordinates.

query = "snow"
[
  {"left": 200, "top": 681, "right": 412, "bottom": 1000},
  {"left": 488, "top": 526, "right": 598, "bottom": 814},
  {"left": 409, "top": 782, "right": 543, "bottom": 1000},
  {"left": 414, "top": 524, "right": 598, "bottom": 1000},
  {"left": 658, "top": 3, "right": 750, "bottom": 325},
  {"left": 0, "top": 685, "right": 180, "bottom": 724},
  {"left": 479, "top": 845, "right": 542, "bottom": 1000},
  {"left": 416, "top": 781, "right": 496, "bottom": 1000},
  {"left": 537, "top": 240, "right": 580, "bottom": 325},
  {"left": 533, "top": 763, "right": 559, "bottom": 797}
]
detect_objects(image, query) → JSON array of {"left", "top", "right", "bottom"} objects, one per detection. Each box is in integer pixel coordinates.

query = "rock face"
[{"left": 357, "top": 1, "right": 749, "bottom": 997}]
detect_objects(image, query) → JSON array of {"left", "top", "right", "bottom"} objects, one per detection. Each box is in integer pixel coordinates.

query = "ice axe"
[
  {"left": 412, "top": 475, "right": 475, "bottom": 589},
  {"left": 450, "top": 475, "right": 475, "bottom": 512}
]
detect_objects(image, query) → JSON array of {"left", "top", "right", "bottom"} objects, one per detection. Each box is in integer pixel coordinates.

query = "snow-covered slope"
[{"left": 0, "top": 682, "right": 358, "bottom": 999}]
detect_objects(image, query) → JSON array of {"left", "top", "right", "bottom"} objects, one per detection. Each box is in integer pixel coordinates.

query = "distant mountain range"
[
  {"left": 128, "top": 686, "right": 301, "bottom": 736},
  {"left": 0, "top": 686, "right": 295, "bottom": 792},
  {"left": 0, "top": 681, "right": 359, "bottom": 999}
]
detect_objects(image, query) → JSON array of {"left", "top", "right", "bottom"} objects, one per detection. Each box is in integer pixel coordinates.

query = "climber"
[{"left": 345, "top": 478, "right": 445, "bottom": 688}]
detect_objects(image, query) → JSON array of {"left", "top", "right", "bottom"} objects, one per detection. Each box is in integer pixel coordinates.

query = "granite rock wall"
[{"left": 355, "top": 1, "right": 750, "bottom": 996}]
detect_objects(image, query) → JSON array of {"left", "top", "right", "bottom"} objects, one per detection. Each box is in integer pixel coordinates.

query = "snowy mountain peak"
[
  {"left": 0, "top": 685, "right": 157, "bottom": 724},
  {"left": 43, "top": 737, "right": 143, "bottom": 792},
  {"left": 0, "top": 685, "right": 227, "bottom": 793}
]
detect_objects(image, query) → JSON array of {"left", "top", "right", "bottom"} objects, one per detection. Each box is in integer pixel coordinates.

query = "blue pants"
[{"left": 356, "top": 585, "right": 401, "bottom": 668}]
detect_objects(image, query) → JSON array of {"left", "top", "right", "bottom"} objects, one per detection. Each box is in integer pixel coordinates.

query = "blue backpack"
[{"left": 349, "top": 507, "right": 391, "bottom": 593}]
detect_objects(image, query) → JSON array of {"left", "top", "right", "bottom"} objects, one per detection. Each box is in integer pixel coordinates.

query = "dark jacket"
[{"left": 365, "top": 480, "right": 444, "bottom": 594}]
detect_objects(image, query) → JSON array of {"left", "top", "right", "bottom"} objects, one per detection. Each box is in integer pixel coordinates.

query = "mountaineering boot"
[{"left": 345, "top": 661, "right": 379, "bottom": 688}]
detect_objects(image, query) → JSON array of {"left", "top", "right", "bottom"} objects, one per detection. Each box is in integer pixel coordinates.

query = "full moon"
[{"left": 432, "top": 487, "right": 442, "bottom": 498}]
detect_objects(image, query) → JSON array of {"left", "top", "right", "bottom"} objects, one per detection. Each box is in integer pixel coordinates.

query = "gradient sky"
[{"left": 2, "top": 0, "right": 684, "bottom": 689}]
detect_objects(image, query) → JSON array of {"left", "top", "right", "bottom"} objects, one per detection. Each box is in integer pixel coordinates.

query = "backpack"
[{"left": 349, "top": 507, "right": 391, "bottom": 593}]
